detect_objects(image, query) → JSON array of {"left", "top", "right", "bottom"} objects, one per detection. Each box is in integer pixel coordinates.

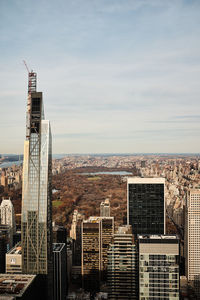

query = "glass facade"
[
  {"left": 21, "top": 92, "right": 52, "bottom": 275},
  {"left": 139, "top": 236, "right": 179, "bottom": 300},
  {"left": 128, "top": 181, "right": 165, "bottom": 235}
]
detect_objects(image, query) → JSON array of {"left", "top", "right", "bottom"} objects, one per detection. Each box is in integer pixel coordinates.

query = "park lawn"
[{"left": 52, "top": 200, "right": 63, "bottom": 208}]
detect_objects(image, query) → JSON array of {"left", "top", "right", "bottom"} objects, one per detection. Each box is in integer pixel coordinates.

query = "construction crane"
[{"left": 23, "top": 60, "right": 37, "bottom": 94}]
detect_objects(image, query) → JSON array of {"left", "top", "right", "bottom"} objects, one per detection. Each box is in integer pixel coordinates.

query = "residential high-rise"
[
  {"left": 185, "top": 189, "right": 200, "bottom": 296},
  {"left": 81, "top": 216, "right": 114, "bottom": 291},
  {"left": 100, "top": 198, "right": 110, "bottom": 217},
  {"left": 0, "top": 198, "right": 16, "bottom": 237},
  {"left": 127, "top": 177, "right": 165, "bottom": 235},
  {"left": 21, "top": 71, "right": 52, "bottom": 298},
  {"left": 107, "top": 225, "right": 137, "bottom": 299},
  {"left": 138, "top": 234, "right": 180, "bottom": 300},
  {"left": 0, "top": 169, "right": 8, "bottom": 187}
]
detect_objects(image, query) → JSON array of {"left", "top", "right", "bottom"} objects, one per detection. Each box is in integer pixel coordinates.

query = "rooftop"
[
  {"left": 83, "top": 216, "right": 114, "bottom": 223},
  {"left": 128, "top": 177, "right": 165, "bottom": 184},
  {"left": 0, "top": 274, "right": 36, "bottom": 297},
  {"left": 138, "top": 234, "right": 178, "bottom": 240},
  {"left": 53, "top": 243, "right": 65, "bottom": 252},
  {"left": 7, "top": 242, "right": 21, "bottom": 255}
]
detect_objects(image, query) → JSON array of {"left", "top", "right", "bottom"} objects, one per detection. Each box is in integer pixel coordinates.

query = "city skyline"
[{"left": 1, "top": 0, "right": 200, "bottom": 154}]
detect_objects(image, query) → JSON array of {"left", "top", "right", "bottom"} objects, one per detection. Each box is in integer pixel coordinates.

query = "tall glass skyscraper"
[{"left": 21, "top": 71, "right": 52, "bottom": 277}]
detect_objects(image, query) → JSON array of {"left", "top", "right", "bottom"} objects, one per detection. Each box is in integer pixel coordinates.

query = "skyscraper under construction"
[{"left": 21, "top": 69, "right": 52, "bottom": 297}]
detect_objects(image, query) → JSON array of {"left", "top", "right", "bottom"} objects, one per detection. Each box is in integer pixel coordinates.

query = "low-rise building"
[
  {"left": 0, "top": 274, "right": 38, "bottom": 300},
  {"left": 6, "top": 242, "right": 22, "bottom": 274}
]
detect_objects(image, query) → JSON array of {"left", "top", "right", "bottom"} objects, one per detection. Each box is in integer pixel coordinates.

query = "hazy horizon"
[{"left": 1, "top": 152, "right": 200, "bottom": 156}]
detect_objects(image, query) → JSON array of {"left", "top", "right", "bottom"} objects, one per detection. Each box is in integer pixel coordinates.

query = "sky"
[{"left": 1, "top": 0, "right": 200, "bottom": 154}]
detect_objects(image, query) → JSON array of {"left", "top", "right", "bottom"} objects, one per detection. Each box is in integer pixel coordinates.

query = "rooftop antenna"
[{"left": 23, "top": 60, "right": 37, "bottom": 94}]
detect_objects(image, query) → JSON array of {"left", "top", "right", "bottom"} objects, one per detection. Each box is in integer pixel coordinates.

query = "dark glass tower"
[{"left": 127, "top": 178, "right": 165, "bottom": 235}]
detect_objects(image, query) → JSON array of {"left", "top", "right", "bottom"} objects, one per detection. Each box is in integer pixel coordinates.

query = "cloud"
[
  {"left": 1, "top": 0, "right": 200, "bottom": 153},
  {"left": 150, "top": 115, "right": 200, "bottom": 124}
]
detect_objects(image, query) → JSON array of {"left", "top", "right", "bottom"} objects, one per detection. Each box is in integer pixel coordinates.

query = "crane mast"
[
  {"left": 23, "top": 60, "right": 37, "bottom": 139},
  {"left": 23, "top": 60, "right": 37, "bottom": 94}
]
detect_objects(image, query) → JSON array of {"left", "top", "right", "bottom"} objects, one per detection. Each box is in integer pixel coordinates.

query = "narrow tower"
[
  {"left": 21, "top": 68, "right": 52, "bottom": 278},
  {"left": 185, "top": 189, "right": 200, "bottom": 297}
]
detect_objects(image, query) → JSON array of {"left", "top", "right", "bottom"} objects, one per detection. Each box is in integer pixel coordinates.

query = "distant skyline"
[{"left": 1, "top": 0, "right": 200, "bottom": 154}]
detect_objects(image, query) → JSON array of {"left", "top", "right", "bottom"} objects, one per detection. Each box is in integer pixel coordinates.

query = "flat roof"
[
  {"left": 188, "top": 189, "right": 200, "bottom": 194},
  {"left": 138, "top": 234, "right": 178, "bottom": 240},
  {"left": 0, "top": 274, "right": 36, "bottom": 297},
  {"left": 53, "top": 243, "right": 65, "bottom": 252},
  {"left": 128, "top": 177, "right": 165, "bottom": 184},
  {"left": 83, "top": 216, "right": 114, "bottom": 223}
]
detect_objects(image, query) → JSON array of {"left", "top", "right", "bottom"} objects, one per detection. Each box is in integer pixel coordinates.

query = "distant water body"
[
  {"left": 81, "top": 171, "right": 132, "bottom": 176},
  {"left": 0, "top": 160, "right": 23, "bottom": 168}
]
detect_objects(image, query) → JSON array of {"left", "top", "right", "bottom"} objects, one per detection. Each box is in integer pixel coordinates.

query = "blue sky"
[{"left": 1, "top": 0, "right": 200, "bottom": 154}]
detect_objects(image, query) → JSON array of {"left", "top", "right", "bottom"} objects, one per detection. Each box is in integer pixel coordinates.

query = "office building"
[
  {"left": 6, "top": 242, "right": 22, "bottom": 274},
  {"left": 101, "top": 217, "right": 114, "bottom": 278},
  {"left": 53, "top": 243, "right": 67, "bottom": 300},
  {"left": 107, "top": 226, "right": 137, "bottom": 299},
  {"left": 127, "top": 177, "right": 165, "bottom": 235},
  {"left": 21, "top": 71, "right": 52, "bottom": 299},
  {"left": 0, "top": 198, "right": 16, "bottom": 237},
  {"left": 13, "top": 230, "right": 21, "bottom": 246},
  {"left": 0, "top": 232, "right": 7, "bottom": 273},
  {"left": 70, "top": 210, "right": 84, "bottom": 267},
  {"left": 81, "top": 216, "right": 114, "bottom": 291},
  {"left": 138, "top": 234, "right": 179, "bottom": 300},
  {"left": 82, "top": 217, "right": 101, "bottom": 291},
  {"left": 70, "top": 210, "right": 82, "bottom": 284},
  {"left": 53, "top": 224, "right": 67, "bottom": 244},
  {"left": 100, "top": 198, "right": 110, "bottom": 217},
  {"left": 185, "top": 189, "right": 200, "bottom": 297},
  {"left": 0, "top": 224, "right": 13, "bottom": 250}
]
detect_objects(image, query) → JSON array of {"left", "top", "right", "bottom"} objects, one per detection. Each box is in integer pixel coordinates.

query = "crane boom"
[
  {"left": 23, "top": 60, "right": 30, "bottom": 73},
  {"left": 23, "top": 60, "right": 37, "bottom": 94}
]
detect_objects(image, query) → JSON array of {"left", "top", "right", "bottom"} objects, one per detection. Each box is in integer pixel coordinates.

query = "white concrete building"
[
  {"left": 0, "top": 198, "right": 16, "bottom": 234},
  {"left": 100, "top": 198, "right": 110, "bottom": 217}
]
